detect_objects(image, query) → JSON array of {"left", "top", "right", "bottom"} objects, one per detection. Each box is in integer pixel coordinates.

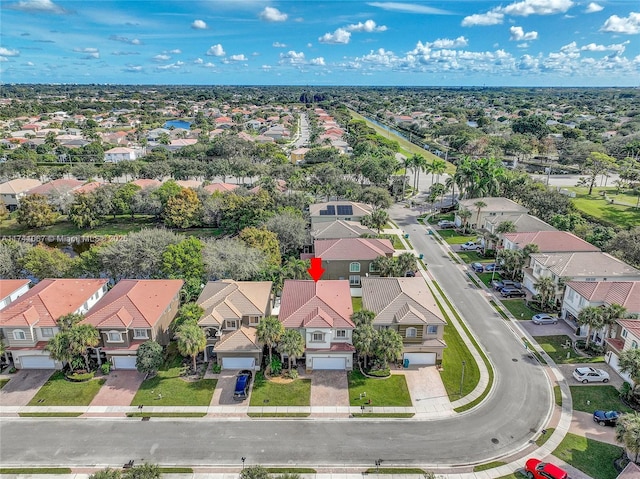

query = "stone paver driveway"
[
  {"left": 90, "top": 370, "right": 145, "bottom": 406},
  {"left": 310, "top": 370, "right": 348, "bottom": 407},
  {"left": 210, "top": 370, "right": 249, "bottom": 406},
  {"left": 400, "top": 366, "right": 453, "bottom": 415},
  {"left": 0, "top": 369, "right": 53, "bottom": 406}
]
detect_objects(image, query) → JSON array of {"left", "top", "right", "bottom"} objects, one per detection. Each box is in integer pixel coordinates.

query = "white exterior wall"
[
  {"left": 12, "top": 350, "right": 62, "bottom": 369},
  {"left": 0, "top": 283, "right": 30, "bottom": 310}
]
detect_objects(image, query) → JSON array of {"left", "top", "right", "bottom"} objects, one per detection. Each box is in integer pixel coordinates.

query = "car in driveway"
[
  {"left": 524, "top": 458, "right": 568, "bottom": 479},
  {"left": 532, "top": 313, "right": 558, "bottom": 325},
  {"left": 593, "top": 410, "right": 620, "bottom": 426},
  {"left": 492, "top": 279, "right": 522, "bottom": 290},
  {"left": 460, "top": 241, "right": 481, "bottom": 250},
  {"left": 437, "top": 220, "right": 456, "bottom": 229},
  {"left": 573, "top": 366, "right": 610, "bottom": 383},
  {"left": 485, "top": 263, "right": 501, "bottom": 272},
  {"left": 500, "top": 287, "right": 526, "bottom": 298},
  {"left": 233, "top": 370, "right": 253, "bottom": 400},
  {"left": 470, "top": 262, "right": 484, "bottom": 273}
]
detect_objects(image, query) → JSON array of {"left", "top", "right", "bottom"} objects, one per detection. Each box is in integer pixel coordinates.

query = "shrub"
[
  {"left": 368, "top": 368, "right": 391, "bottom": 377},
  {"left": 621, "top": 382, "right": 633, "bottom": 402},
  {"left": 211, "top": 363, "right": 221, "bottom": 374},
  {"left": 66, "top": 371, "right": 95, "bottom": 382},
  {"left": 284, "top": 369, "right": 298, "bottom": 379},
  {"left": 270, "top": 357, "right": 282, "bottom": 376},
  {"left": 101, "top": 363, "right": 111, "bottom": 375}
]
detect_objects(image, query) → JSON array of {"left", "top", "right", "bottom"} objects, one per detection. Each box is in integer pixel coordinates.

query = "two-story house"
[
  {"left": 456, "top": 197, "right": 528, "bottom": 230},
  {"left": 279, "top": 280, "right": 354, "bottom": 370},
  {"left": 196, "top": 280, "right": 272, "bottom": 369},
  {"left": 605, "top": 318, "right": 640, "bottom": 383},
  {"left": 502, "top": 231, "right": 600, "bottom": 254},
  {"left": 104, "top": 147, "right": 138, "bottom": 163},
  {"left": 0, "top": 178, "right": 42, "bottom": 211},
  {"left": 0, "top": 279, "right": 31, "bottom": 311},
  {"left": 309, "top": 201, "right": 373, "bottom": 228},
  {"left": 80, "top": 279, "right": 183, "bottom": 370},
  {"left": 0, "top": 279, "right": 108, "bottom": 369},
  {"left": 362, "top": 276, "right": 446, "bottom": 366},
  {"left": 484, "top": 213, "right": 556, "bottom": 235},
  {"left": 310, "top": 220, "right": 377, "bottom": 241},
  {"left": 313, "top": 238, "right": 395, "bottom": 291}
]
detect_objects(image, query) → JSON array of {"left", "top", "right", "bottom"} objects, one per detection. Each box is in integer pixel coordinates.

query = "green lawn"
[
  {"left": 496, "top": 474, "right": 527, "bottom": 479},
  {"left": 457, "top": 251, "right": 487, "bottom": 263},
  {"left": 131, "top": 357, "right": 216, "bottom": 406},
  {"left": 570, "top": 385, "right": 634, "bottom": 414},
  {"left": 474, "top": 461, "right": 506, "bottom": 472},
  {"left": 553, "top": 432, "right": 623, "bottom": 479},
  {"left": 437, "top": 230, "right": 478, "bottom": 244},
  {"left": 535, "top": 335, "right": 604, "bottom": 364},
  {"left": 352, "top": 297, "right": 363, "bottom": 312},
  {"left": 478, "top": 272, "right": 502, "bottom": 287},
  {"left": 27, "top": 372, "right": 104, "bottom": 406},
  {"left": 501, "top": 300, "right": 541, "bottom": 320},
  {"left": 569, "top": 186, "right": 640, "bottom": 207},
  {"left": 380, "top": 234, "right": 404, "bottom": 249},
  {"left": 348, "top": 370, "right": 412, "bottom": 407},
  {"left": 568, "top": 190, "right": 640, "bottom": 229},
  {"left": 0, "top": 215, "right": 158, "bottom": 236},
  {"left": 0, "top": 379, "right": 9, "bottom": 389},
  {"left": 249, "top": 372, "right": 311, "bottom": 406},
  {"left": 428, "top": 213, "right": 455, "bottom": 224}
]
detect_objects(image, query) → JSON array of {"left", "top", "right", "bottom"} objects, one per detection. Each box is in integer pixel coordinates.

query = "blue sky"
[{"left": 1, "top": 0, "right": 639, "bottom": 86}]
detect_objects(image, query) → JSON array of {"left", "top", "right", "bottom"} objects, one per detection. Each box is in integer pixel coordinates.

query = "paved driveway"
[
  {"left": 90, "top": 370, "right": 144, "bottom": 406},
  {"left": 400, "top": 366, "right": 453, "bottom": 416},
  {"left": 210, "top": 370, "right": 247, "bottom": 406},
  {"left": 0, "top": 369, "right": 52, "bottom": 406},
  {"left": 570, "top": 410, "right": 617, "bottom": 446},
  {"left": 522, "top": 319, "right": 578, "bottom": 338},
  {"left": 558, "top": 362, "right": 624, "bottom": 388},
  {"left": 310, "top": 370, "right": 348, "bottom": 407}
]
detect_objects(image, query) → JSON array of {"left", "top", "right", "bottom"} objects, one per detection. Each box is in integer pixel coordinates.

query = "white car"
[
  {"left": 573, "top": 367, "right": 610, "bottom": 384},
  {"left": 532, "top": 314, "right": 558, "bottom": 325},
  {"left": 460, "top": 241, "right": 481, "bottom": 251}
]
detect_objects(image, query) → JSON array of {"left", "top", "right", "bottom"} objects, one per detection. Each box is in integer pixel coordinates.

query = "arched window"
[
  {"left": 13, "top": 330, "right": 26, "bottom": 340},
  {"left": 406, "top": 327, "right": 417, "bottom": 338},
  {"left": 349, "top": 262, "right": 361, "bottom": 273}
]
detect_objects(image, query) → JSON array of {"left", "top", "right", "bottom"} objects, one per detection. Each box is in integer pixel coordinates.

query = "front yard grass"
[
  {"left": 501, "top": 299, "right": 540, "bottom": 321},
  {"left": 249, "top": 372, "right": 311, "bottom": 406},
  {"left": 570, "top": 385, "right": 634, "bottom": 414},
  {"left": 553, "top": 432, "right": 623, "bottom": 479},
  {"left": 437, "top": 229, "right": 478, "bottom": 244},
  {"left": 0, "top": 379, "right": 9, "bottom": 389},
  {"left": 352, "top": 297, "right": 363, "bottom": 312},
  {"left": 365, "top": 468, "right": 425, "bottom": 474},
  {"left": 130, "top": 357, "right": 216, "bottom": 406},
  {"left": 478, "top": 272, "right": 502, "bottom": 287},
  {"left": 457, "top": 251, "right": 487, "bottom": 263},
  {"left": 535, "top": 335, "right": 604, "bottom": 364},
  {"left": 348, "top": 370, "right": 412, "bottom": 407},
  {"left": 0, "top": 468, "right": 72, "bottom": 474},
  {"left": 27, "top": 372, "right": 105, "bottom": 406},
  {"left": 380, "top": 234, "right": 404, "bottom": 249}
]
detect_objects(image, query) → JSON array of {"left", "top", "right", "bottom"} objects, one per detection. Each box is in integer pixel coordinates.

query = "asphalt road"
[{"left": 0, "top": 206, "right": 552, "bottom": 468}]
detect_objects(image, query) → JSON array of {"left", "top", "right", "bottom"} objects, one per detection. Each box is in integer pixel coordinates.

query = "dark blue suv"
[{"left": 233, "top": 370, "right": 252, "bottom": 400}]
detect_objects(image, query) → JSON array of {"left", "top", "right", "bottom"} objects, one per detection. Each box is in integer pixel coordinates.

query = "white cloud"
[
  {"left": 7, "top": 0, "right": 66, "bottom": 14},
  {"left": 319, "top": 28, "right": 351, "bottom": 44},
  {"left": 124, "top": 65, "right": 142, "bottom": 72},
  {"left": 517, "top": 54, "right": 539, "bottom": 70},
  {"left": 279, "top": 50, "right": 305, "bottom": 65},
  {"left": 585, "top": 2, "right": 603, "bottom": 13},
  {"left": 25, "top": 61, "right": 34, "bottom": 66},
  {"left": 206, "top": 44, "right": 225, "bottom": 56},
  {"left": 462, "top": 11, "right": 504, "bottom": 26},
  {"left": 430, "top": 36, "right": 468, "bottom": 48},
  {"left": 367, "top": 2, "right": 452, "bottom": 15},
  {"left": 501, "top": 0, "right": 574, "bottom": 16},
  {"left": 193, "top": 58, "right": 203, "bottom": 64},
  {"left": 191, "top": 19, "right": 207, "bottom": 29},
  {"left": 307, "top": 43, "right": 313, "bottom": 48},
  {"left": 310, "top": 57, "right": 326, "bottom": 66},
  {"left": 273, "top": 42, "right": 287, "bottom": 48},
  {"left": 157, "top": 61, "right": 184, "bottom": 70},
  {"left": 0, "top": 47, "right": 20, "bottom": 57},
  {"left": 581, "top": 41, "right": 628, "bottom": 53},
  {"left": 346, "top": 20, "right": 387, "bottom": 32},
  {"left": 259, "top": 7, "right": 287, "bottom": 22},
  {"left": 509, "top": 26, "right": 538, "bottom": 41},
  {"left": 204, "top": 62, "right": 217, "bottom": 68},
  {"left": 601, "top": 12, "right": 640, "bottom": 35},
  {"left": 229, "top": 54, "right": 247, "bottom": 61},
  {"left": 0, "top": 57, "right": 8, "bottom": 62},
  {"left": 109, "top": 35, "right": 141, "bottom": 45},
  {"left": 168, "top": 49, "right": 181, "bottom": 54},
  {"left": 153, "top": 54, "right": 170, "bottom": 61},
  {"left": 73, "top": 47, "right": 98, "bottom": 53}
]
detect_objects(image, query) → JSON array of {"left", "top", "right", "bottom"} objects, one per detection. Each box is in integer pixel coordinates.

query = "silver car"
[
  {"left": 532, "top": 314, "right": 558, "bottom": 325},
  {"left": 572, "top": 367, "right": 610, "bottom": 383}
]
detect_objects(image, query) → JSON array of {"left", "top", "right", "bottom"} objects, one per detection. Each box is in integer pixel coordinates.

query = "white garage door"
[
  {"left": 19, "top": 356, "right": 56, "bottom": 369},
  {"left": 312, "top": 357, "right": 346, "bottom": 370},
  {"left": 113, "top": 356, "right": 137, "bottom": 370},
  {"left": 222, "top": 357, "right": 256, "bottom": 370},
  {"left": 403, "top": 353, "right": 436, "bottom": 366}
]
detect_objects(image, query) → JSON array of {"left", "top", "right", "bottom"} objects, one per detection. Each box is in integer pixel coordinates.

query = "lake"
[{"left": 164, "top": 120, "right": 191, "bottom": 130}]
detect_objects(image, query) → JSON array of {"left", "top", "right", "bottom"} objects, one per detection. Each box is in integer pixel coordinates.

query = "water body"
[
  {"left": 164, "top": 120, "right": 191, "bottom": 130},
  {"left": 363, "top": 116, "right": 411, "bottom": 141}
]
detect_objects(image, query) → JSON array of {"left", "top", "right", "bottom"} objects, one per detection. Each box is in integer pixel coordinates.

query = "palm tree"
[
  {"left": 374, "top": 328, "right": 403, "bottom": 369},
  {"left": 601, "top": 304, "right": 627, "bottom": 342},
  {"left": 278, "top": 329, "right": 305, "bottom": 370},
  {"left": 361, "top": 209, "right": 389, "bottom": 234},
  {"left": 577, "top": 306, "right": 605, "bottom": 349},
  {"left": 395, "top": 252, "right": 418, "bottom": 276},
  {"left": 351, "top": 310, "right": 377, "bottom": 369},
  {"left": 68, "top": 324, "right": 100, "bottom": 371},
  {"left": 616, "top": 412, "right": 640, "bottom": 462},
  {"left": 45, "top": 333, "right": 73, "bottom": 369},
  {"left": 175, "top": 323, "right": 207, "bottom": 372},
  {"left": 534, "top": 276, "right": 557, "bottom": 310},
  {"left": 473, "top": 200, "right": 487, "bottom": 229},
  {"left": 371, "top": 255, "right": 396, "bottom": 277},
  {"left": 430, "top": 158, "right": 447, "bottom": 185},
  {"left": 445, "top": 176, "right": 456, "bottom": 205},
  {"left": 458, "top": 208, "right": 473, "bottom": 233},
  {"left": 496, "top": 220, "right": 517, "bottom": 234},
  {"left": 256, "top": 316, "right": 284, "bottom": 365},
  {"left": 620, "top": 348, "right": 640, "bottom": 399}
]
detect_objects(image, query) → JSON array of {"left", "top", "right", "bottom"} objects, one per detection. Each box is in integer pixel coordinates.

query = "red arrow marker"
[{"left": 307, "top": 257, "right": 325, "bottom": 282}]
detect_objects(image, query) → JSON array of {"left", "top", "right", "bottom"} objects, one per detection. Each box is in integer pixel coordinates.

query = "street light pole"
[
  {"left": 459, "top": 360, "right": 466, "bottom": 397},
  {"left": 241, "top": 457, "right": 246, "bottom": 470}
]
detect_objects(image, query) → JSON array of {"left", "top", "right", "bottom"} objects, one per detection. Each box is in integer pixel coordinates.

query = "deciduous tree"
[
  {"left": 136, "top": 341, "right": 164, "bottom": 377},
  {"left": 16, "top": 193, "right": 58, "bottom": 228},
  {"left": 163, "top": 188, "right": 202, "bottom": 229},
  {"left": 239, "top": 227, "right": 281, "bottom": 267},
  {"left": 20, "top": 243, "right": 74, "bottom": 279}
]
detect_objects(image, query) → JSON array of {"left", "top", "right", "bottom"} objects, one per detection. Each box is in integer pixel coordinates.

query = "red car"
[{"left": 524, "top": 458, "right": 568, "bottom": 479}]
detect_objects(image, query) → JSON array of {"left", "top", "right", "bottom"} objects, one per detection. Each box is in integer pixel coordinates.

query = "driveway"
[
  {"left": 521, "top": 319, "right": 578, "bottom": 339},
  {"left": 90, "top": 370, "right": 144, "bottom": 406},
  {"left": 570, "top": 410, "right": 618, "bottom": 446},
  {"left": 210, "top": 370, "right": 248, "bottom": 406},
  {"left": 310, "top": 370, "right": 348, "bottom": 408},
  {"left": 558, "top": 362, "right": 624, "bottom": 389},
  {"left": 399, "top": 366, "right": 453, "bottom": 416},
  {"left": 0, "top": 369, "right": 52, "bottom": 407}
]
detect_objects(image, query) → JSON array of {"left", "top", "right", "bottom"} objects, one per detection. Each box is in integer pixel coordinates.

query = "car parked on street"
[
  {"left": 500, "top": 287, "right": 526, "bottom": 298},
  {"left": 492, "top": 279, "right": 522, "bottom": 290},
  {"left": 233, "top": 369, "right": 253, "bottom": 400},
  {"left": 532, "top": 314, "right": 558, "bottom": 325},
  {"left": 524, "top": 458, "right": 568, "bottom": 479},
  {"left": 471, "top": 262, "right": 484, "bottom": 273},
  {"left": 437, "top": 220, "right": 456, "bottom": 229},
  {"left": 593, "top": 410, "right": 620, "bottom": 426},
  {"left": 460, "top": 241, "right": 481, "bottom": 250},
  {"left": 573, "top": 367, "right": 609, "bottom": 383}
]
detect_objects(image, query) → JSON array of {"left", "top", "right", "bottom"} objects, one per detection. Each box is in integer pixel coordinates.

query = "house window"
[
  {"left": 622, "top": 329, "right": 628, "bottom": 338},
  {"left": 41, "top": 328, "right": 54, "bottom": 338},
  {"left": 369, "top": 263, "right": 380, "bottom": 273},
  {"left": 406, "top": 327, "right": 417, "bottom": 338},
  {"left": 349, "top": 275, "right": 361, "bottom": 286},
  {"left": 312, "top": 332, "right": 324, "bottom": 342},
  {"left": 248, "top": 316, "right": 260, "bottom": 325},
  {"left": 13, "top": 330, "right": 26, "bottom": 340},
  {"left": 567, "top": 289, "right": 575, "bottom": 302},
  {"left": 335, "top": 330, "right": 347, "bottom": 338},
  {"left": 585, "top": 277, "right": 596, "bottom": 282},
  {"left": 107, "top": 331, "right": 123, "bottom": 343},
  {"left": 226, "top": 320, "right": 238, "bottom": 330},
  {"left": 350, "top": 262, "right": 361, "bottom": 273},
  {"left": 133, "top": 329, "right": 148, "bottom": 339},
  {"left": 427, "top": 325, "right": 438, "bottom": 335},
  {"left": 633, "top": 340, "right": 638, "bottom": 350}
]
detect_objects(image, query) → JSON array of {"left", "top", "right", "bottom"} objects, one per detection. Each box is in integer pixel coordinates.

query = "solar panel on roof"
[
  {"left": 326, "top": 205, "right": 336, "bottom": 215},
  {"left": 336, "top": 205, "right": 353, "bottom": 215}
]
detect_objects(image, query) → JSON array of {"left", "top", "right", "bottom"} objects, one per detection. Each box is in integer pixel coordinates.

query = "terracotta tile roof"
[
  {"left": 361, "top": 277, "right": 446, "bottom": 326},
  {"left": 175, "top": 180, "right": 202, "bottom": 189},
  {"left": 0, "top": 279, "right": 30, "bottom": 303},
  {"left": 311, "top": 220, "right": 377, "bottom": 240},
  {"left": 0, "top": 178, "right": 42, "bottom": 195},
  {"left": 203, "top": 183, "right": 239, "bottom": 194},
  {"left": 503, "top": 231, "right": 599, "bottom": 253},
  {"left": 306, "top": 343, "right": 355, "bottom": 352},
  {"left": 27, "top": 179, "right": 84, "bottom": 196},
  {"left": 130, "top": 179, "right": 161, "bottom": 189},
  {"left": 0, "top": 279, "right": 108, "bottom": 328},
  {"left": 531, "top": 252, "right": 640, "bottom": 278},
  {"left": 7, "top": 341, "right": 48, "bottom": 351},
  {"left": 567, "top": 281, "right": 640, "bottom": 313},
  {"left": 617, "top": 319, "right": 640, "bottom": 335},
  {"left": 73, "top": 181, "right": 103, "bottom": 194},
  {"left": 214, "top": 326, "right": 261, "bottom": 352},
  {"left": 314, "top": 238, "right": 394, "bottom": 260},
  {"left": 101, "top": 340, "right": 145, "bottom": 352},
  {"left": 82, "top": 279, "right": 183, "bottom": 330},
  {"left": 197, "top": 280, "right": 272, "bottom": 328},
  {"left": 279, "top": 280, "right": 353, "bottom": 329},
  {"left": 105, "top": 147, "right": 135, "bottom": 154}
]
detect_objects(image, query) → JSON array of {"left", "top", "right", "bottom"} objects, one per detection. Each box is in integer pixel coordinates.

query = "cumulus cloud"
[
  {"left": 509, "top": 26, "right": 538, "bottom": 41},
  {"left": 601, "top": 12, "right": 640, "bottom": 35},
  {"left": 109, "top": 35, "right": 142, "bottom": 45},
  {"left": 124, "top": 65, "right": 142, "bottom": 72},
  {"left": 279, "top": 50, "right": 305, "bottom": 65},
  {"left": 367, "top": 2, "right": 452, "bottom": 15},
  {"left": 581, "top": 41, "right": 628, "bottom": 53},
  {"left": 310, "top": 57, "right": 326, "bottom": 66},
  {"left": 206, "top": 44, "right": 225, "bottom": 56},
  {"left": 111, "top": 51, "right": 140, "bottom": 56},
  {"left": 73, "top": 47, "right": 98, "bottom": 53},
  {"left": 6, "top": 0, "right": 66, "bottom": 14},
  {"left": 346, "top": 19, "right": 387, "bottom": 32},
  {"left": 462, "top": 11, "right": 504, "bottom": 26},
  {"left": 585, "top": 2, "right": 603, "bottom": 13},
  {"left": 157, "top": 61, "right": 184, "bottom": 70},
  {"left": 228, "top": 54, "right": 247, "bottom": 61},
  {"left": 153, "top": 54, "right": 170, "bottom": 61},
  {"left": 191, "top": 19, "right": 207, "bottom": 29},
  {"left": 167, "top": 49, "right": 181, "bottom": 54},
  {"left": 273, "top": 42, "right": 287, "bottom": 48},
  {"left": 430, "top": 36, "right": 468, "bottom": 48},
  {"left": 193, "top": 58, "right": 203, "bottom": 64},
  {"left": 259, "top": 7, "right": 287, "bottom": 22},
  {"left": 319, "top": 28, "right": 351, "bottom": 44},
  {"left": 501, "top": 0, "right": 574, "bottom": 16},
  {"left": 0, "top": 47, "right": 20, "bottom": 57}
]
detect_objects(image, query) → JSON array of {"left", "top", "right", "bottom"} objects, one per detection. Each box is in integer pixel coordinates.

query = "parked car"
[
  {"left": 492, "top": 279, "right": 522, "bottom": 290},
  {"left": 437, "top": 220, "right": 456, "bottom": 228},
  {"left": 501, "top": 287, "right": 526, "bottom": 298},
  {"left": 573, "top": 367, "right": 610, "bottom": 383},
  {"left": 524, "top": 458, "right": 568, "bottom": 479},
  {"left": 531, "top": 313, "right": 558, "bottom": 325},
  {"left": 233, "top": 369, "right": 253, "bottom": 400},
  {"left": 471, "top": 262, "right": 484, "bottom": 273},
  {"left": 461, "top": 241, "right": 481, "bottom": 250},
  {"left": 593, "top": 410, "right": 620, "bottom": 426},
  {"left": 485, "top": 263, "right": 501, "bottom": 272}
]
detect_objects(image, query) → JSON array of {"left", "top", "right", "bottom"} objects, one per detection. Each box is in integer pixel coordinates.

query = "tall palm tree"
[
  {"left": 68, "top": 324, "right": 100, "bottom": 371},
  {"left": 374, "top": 328, "right": 404, "bottom": 369},
  {"left": 577, "top": 306, "right": 605, "bottom": 349},
  {"left": 430, "top": 158, "right": 447, "bottom": 185},
  {"left": 256, "top": 316, "right": 284, "bottom": 365},
  {"left": 445, "top": 176, "right": 456, "bottom": 205},
  {"left": 534, "top": 276, "right": 556, "bottom": 310},
  {"left": 175, "top": 323, "right": 207, "bottom": 372},
  {"left": 278, "top": 329, "right": 305, "bottom": 370},
  {"left": 616, "top": 412, "right": 640, "bottom": 462},
  {"left": 619, "top": 348, "right": 640, "bottom": 398},
  {"left": 458, "top": 208, "right": 473, "bottom": 233},
  {"left": 496, "top": 220, "right": 517, "bottom": 234},
  {"left": 45, "top": 333, "right": 73, "bottom": 369},
  {"left": 473, "top": 200, "right": 487, "bottom": 229},
  {"left": 351, "top": 310, "right": 377, "bottom": 369},
  {"left": 601, "top": 304, "right": 627, "bottom": 342}
]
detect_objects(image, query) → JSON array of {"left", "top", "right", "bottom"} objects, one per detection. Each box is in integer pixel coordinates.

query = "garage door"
[
  {"left": 113, "top": 356, "right": 137, "bottom": 370},
  {"left": 222, "top": 357, "right": 256, "bottom": 370},
  {"left": 312, "top": 357, "right": 345, "bottom": 370},
  {"left": 403, "top": 353, "right": 436, "bottom": 366},
  {"left": 19, "top": 356, "right": 56, "bottom": 369}
]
